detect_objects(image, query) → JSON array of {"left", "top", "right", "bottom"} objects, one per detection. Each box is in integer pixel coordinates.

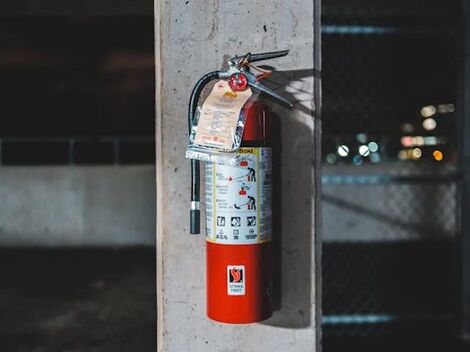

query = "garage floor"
[
  {"left": 3, "top": 247, "right": 468, "bottom": 352},
  {"left": 0, "top": 248, "right": 155, "bottom": 352}
]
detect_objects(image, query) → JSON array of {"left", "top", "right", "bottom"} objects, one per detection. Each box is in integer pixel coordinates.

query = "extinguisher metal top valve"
[
  {"left": 220, "top": 69, "right": 293, "bottom": 108},
  {"left": 222, "top": 50, "right": 293, "bottom": 108}
]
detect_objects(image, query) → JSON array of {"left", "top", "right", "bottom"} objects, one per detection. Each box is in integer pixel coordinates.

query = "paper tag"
[{"left": 193, "top": 80, "right": 252, "bottom": 151}]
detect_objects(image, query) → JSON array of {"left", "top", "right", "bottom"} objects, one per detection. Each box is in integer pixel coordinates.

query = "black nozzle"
[
  {"left": 190, "top": 209, "right": 200, "bottom": 234},
  {"left": 188, "top": 71, "right": 220, "bottom": 236}
]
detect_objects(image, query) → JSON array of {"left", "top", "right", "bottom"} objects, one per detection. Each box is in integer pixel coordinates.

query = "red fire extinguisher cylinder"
[{"left": 206, "top": 101, "right": 273, "bottom": 324}]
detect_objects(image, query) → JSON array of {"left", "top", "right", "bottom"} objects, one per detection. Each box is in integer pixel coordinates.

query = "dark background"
[{"left": 322, "top": 0, "right": 466, "bottom": 351}]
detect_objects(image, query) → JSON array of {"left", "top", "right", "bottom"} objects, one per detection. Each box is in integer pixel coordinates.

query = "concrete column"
[{"left": 155, "top": 1, "right": 321, "bottom": 351}]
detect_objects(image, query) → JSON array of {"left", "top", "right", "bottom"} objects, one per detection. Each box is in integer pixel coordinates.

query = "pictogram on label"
[
  {"left": 205, "top": 147, "right": 272, "bottom": 245},
  {"left": 227, "top": 265, "right": 245, "bottom": 296}
]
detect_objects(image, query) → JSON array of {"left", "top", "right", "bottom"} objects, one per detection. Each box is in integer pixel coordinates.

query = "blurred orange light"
[{"left": 433, "top": 150, "right": 443, "bottom": 161}]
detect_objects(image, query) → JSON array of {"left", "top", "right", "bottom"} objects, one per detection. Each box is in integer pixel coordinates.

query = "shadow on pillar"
[{"left": 261, "top": 68, "right": 316, "bottom": 329}]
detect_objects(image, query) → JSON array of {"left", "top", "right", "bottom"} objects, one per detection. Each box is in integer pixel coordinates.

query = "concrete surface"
[
  {"left": 0, "top": 166, "right": 155, "bottom": 246},
  {"left": 155, "top": 0, "right": 320, "bottom": 351}
]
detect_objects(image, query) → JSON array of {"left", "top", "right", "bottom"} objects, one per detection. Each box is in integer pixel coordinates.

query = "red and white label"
[
  {"left": 205, "top": 147, "right": 272, "bottom": 244},
  {"left": 227, "top": 265, "right": 245, "bottom": 295}
]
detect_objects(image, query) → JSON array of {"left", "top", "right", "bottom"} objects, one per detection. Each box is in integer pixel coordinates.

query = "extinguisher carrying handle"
[
  {"left": 188, "top": 71, "right": 221, "bottom": 234},
  {"left": 228, "top": 50, "right": 289, "bottom": 67}
]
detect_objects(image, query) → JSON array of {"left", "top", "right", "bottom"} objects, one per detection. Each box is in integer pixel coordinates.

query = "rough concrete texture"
[
  {"left": 0, "top": 166, "right": 155, "bottom": 246},
  {"left": 156, "top": 0, "right": 319, "bottom": 351}
]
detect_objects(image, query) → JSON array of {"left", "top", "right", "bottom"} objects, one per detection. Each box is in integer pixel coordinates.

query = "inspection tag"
[{"left": 193, "top": 80, "right": 252, "bottom": 151}]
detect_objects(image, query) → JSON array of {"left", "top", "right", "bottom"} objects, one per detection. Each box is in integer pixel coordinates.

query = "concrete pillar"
[{"left": 155, "top": 1, "right": 321, "bottom": 351}]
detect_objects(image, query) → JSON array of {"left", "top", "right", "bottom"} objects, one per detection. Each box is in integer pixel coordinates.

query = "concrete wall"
[
  {"left": 0, "top": 166, "right": 155, "bottom": 247},
  {"left": 156, "top": 0, "right": 320, "bottom": 351}
]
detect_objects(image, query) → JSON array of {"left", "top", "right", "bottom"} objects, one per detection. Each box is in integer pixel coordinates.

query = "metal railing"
[{"left": 0, "top": 136, "right": 155, "bottom": 165}]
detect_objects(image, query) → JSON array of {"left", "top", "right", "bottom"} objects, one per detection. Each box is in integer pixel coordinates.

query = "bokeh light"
[
  {"left": 421, "top": 105, "right": 436, "bottom": 118},
  {"left": 337, "top": 145, "right": 349, "bottom": 157},
  {"left": 368, "top": 141, "right": 379, "bottom": 153},
  {"left": 359, "top": 145, "right": 370, "bottom": 157},
  {"left": 422, "top": 118, "right": 437, "bottom": 131},
  {"left": 433, "top": 150, "right": 444, "bottom": 161},
  {"left": 412, "top": 148, "right": 422, "bottom": 160}
]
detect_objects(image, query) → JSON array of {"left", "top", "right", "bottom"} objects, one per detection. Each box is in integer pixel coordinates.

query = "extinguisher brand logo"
[{"left": 227, "top": 265, "right": 245, "bottom": 296}]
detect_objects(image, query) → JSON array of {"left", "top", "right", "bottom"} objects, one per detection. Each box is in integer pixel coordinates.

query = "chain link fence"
[{"left": 321, "top": 0, "right": 460, "bottom": 343}]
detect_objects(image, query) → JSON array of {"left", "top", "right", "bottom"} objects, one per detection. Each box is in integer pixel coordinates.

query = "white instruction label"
[
  {"left": 205, "top": 147, "right": 272, "bottom": 244},
  {"left": 227, "top": 265, "right": 245, "bottom": 296}
]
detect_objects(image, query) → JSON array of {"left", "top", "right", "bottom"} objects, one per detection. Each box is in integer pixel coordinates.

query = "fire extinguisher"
[{"left": 187, "top": 50, "right": 292, "bottom": 324}]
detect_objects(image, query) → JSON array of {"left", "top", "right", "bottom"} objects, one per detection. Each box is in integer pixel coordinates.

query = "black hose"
[{"left": 188, "top": 71, "right": 220, "bottom": 234}]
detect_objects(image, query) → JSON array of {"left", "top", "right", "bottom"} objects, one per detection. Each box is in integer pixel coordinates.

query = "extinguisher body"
[{"left": 205, "top": 101, "right": 273, "bottom": 323}]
